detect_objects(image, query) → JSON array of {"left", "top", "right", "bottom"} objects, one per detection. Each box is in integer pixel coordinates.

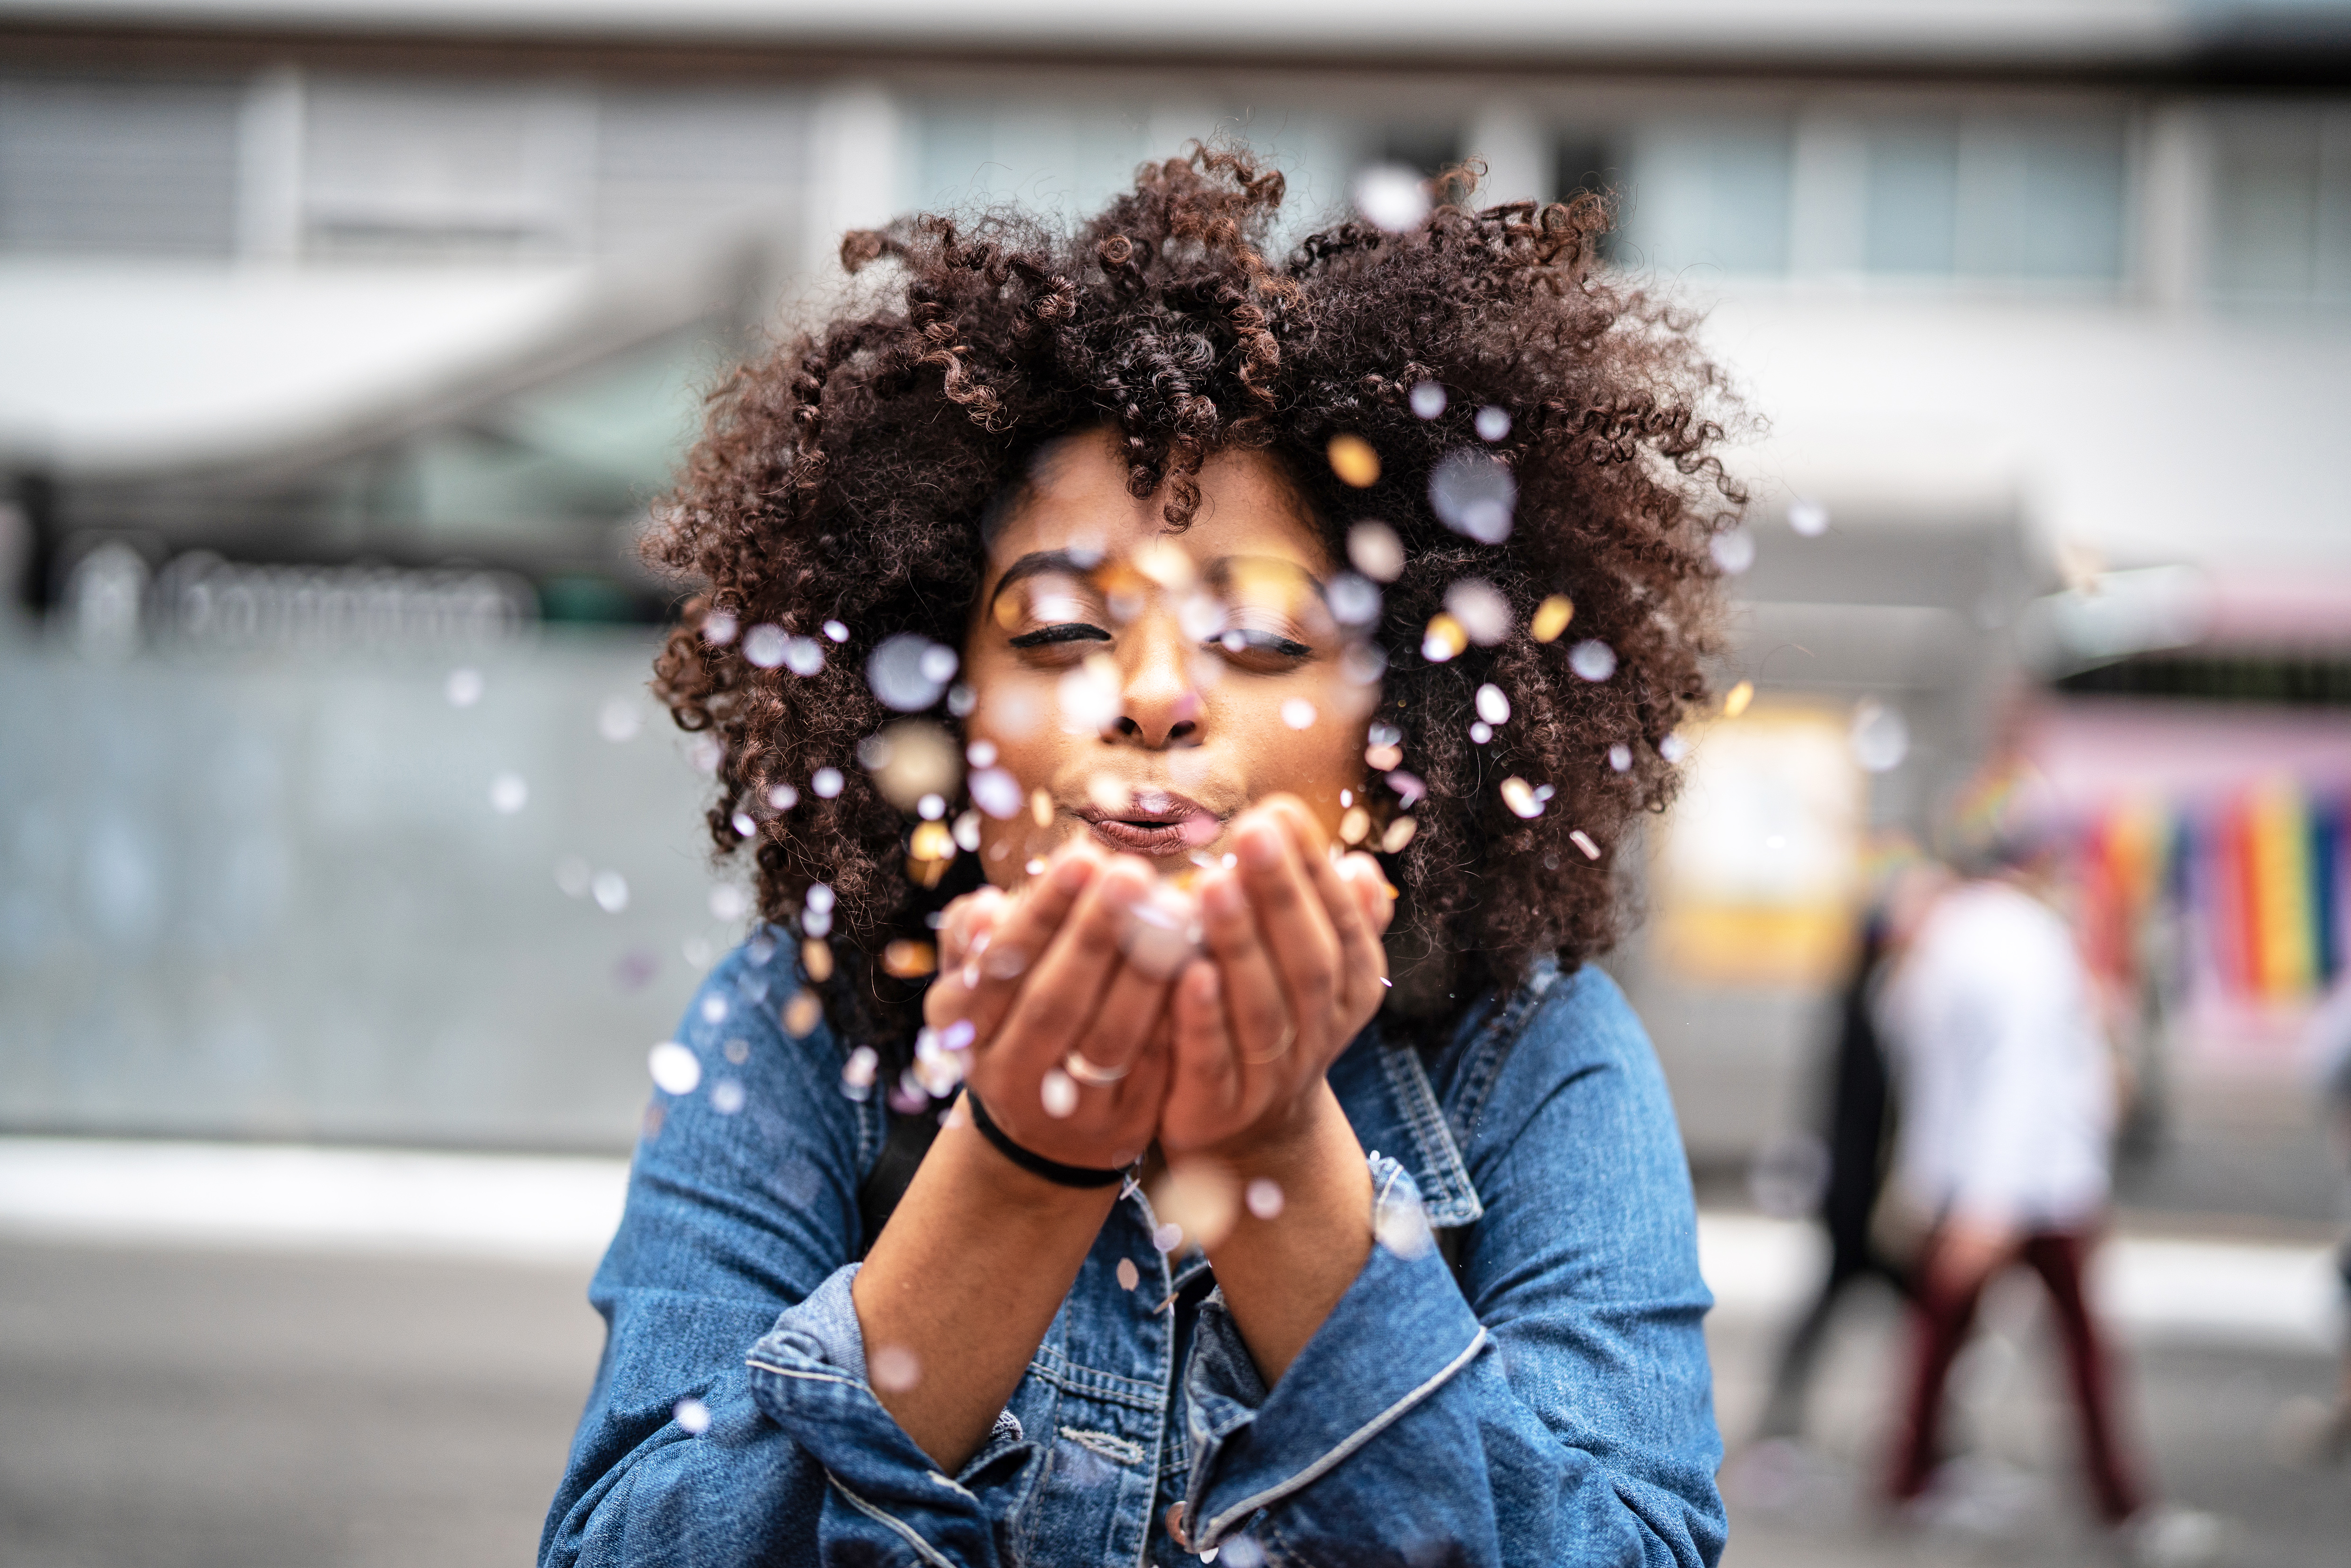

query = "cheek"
[{"left": 1224, "top": 680, "right": 1371, "bottom": 820}]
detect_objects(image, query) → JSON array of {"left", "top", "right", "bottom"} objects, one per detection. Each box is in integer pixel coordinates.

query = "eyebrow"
[{"left": 986, "top": 551, "right": 1331, "bottom": 612}]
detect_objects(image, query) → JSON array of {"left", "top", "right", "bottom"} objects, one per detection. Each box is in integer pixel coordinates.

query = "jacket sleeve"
[
  {"left": 537, "top": 946, "right": 1032, "bottom": 1567},
  {"left": 1176, "top": 972, "right": 1726, "bottom": 1568}
]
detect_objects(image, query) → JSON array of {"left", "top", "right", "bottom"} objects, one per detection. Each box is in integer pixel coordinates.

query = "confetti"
[
  {"left": 957, "top": 766, "right": 1016, "bottom": 820},
  {"left": 822, "top": 619, "right": 850, "bottom": 642},
  {"left": 869, "top": 1345, "right": 921, "bottom": 1393},
  {"left": 592, "top": 870, "right": 630, "bottom": 913},
  {"left": 445, "top": 667, "right": 484, "bottom": 708},
  {"left": 952, "top": 810, "right": 982, "bottom": 852},
  {"left": 1339, "top": 806, "right": 1370, "bottom": 845},
  {"left": 1658, "top": 733, "right": 1690, "bottom": 763},
  {"left": 1041, "top": 1069, "right": 1079, "bottom": 1118},
  {"left": 807, "top": 883, "right": 836, "bottom": 915},
  {"left": 1470, "top": 721, "right": 1492, "bottom": 744},
  {"left": 1246, "top": 1178, "right": 1285, "bottom": 1219},
  {"left": 1151, "top": 1160, "right": 1239, "bottom": 1250},
  {"left": 673, "top": 1398, "right": 711, "bottom": 1435},
  {"left": 917, "top": 794, "right": 945, "bottom": 821},
  {"left": 811, "top": 767, "right": 844, "bottom": 799},
  {"left": 1421, "top": 613, "right": 1467, "bottom": 663},
  {"left": 1132, "top": 539, "right": 1196, "bottom": 592},
  {"left": 1351, "top": 162, "right": 1431, "bottom": 231},
  {"left": 1570, "top": 829, "right": 1601, "bottom": 860},
  {"left": 1347, "top": 520, "right": 1405, "bottom": 582},
  {"left": 1151, "top": 1221, "right": 1184, "bottom": 1255},
  {"left": 1475, "top": 683, "right": 1511, "bottom": 725},
  {"left": 702, "top": 610, "right": 738, "bottom": 646},
  {"left": 800, "top": 938, "right": 834, "bottom": 982},
  {"left": 1326, "top": 433, "right": 1381, "bottom": 488},
  {"left": 1787, "top": 497, "right": 1830, "bottom": 537},
  {"left": 1327, "top": 572, "right": 1381, "bottom": 628},
  {"left": 1500, "top": 777, "right": 1543, "bottom": 819},
  {"left": 688, "top": 734, "right": 722, "bottom": 775},
  {"left": 700, "top": 994, "right": 729, "bottom": 1024},
  {"left": 1057, "top": 655, "right": 1123, "bottom": 732},
  {"left": 1849, "top": 698, "right": 1910, "bottom": 772},
  {"left": 1607, "top": 743, "right": 1633, "bottom": 772},
  {"left": 1429, "top": 450, "right": 1516, "bottom": 544},
  {"left": 1281, "top": 698, "right": 1317, "bottom": 730},
  {"left": 597, "top": 695, "right": 640, "bottom": 742},
  {"left": 1530, "top": 594, "right": 1574, "bottom": 643},
  {"left": 1380, "top": 815, "right": 1418, "bottom": 853},
  {"left": 1365, "top": 741, "right": 1403, "bottom": 771},
  {"left": 724, "top": 1037, "right": 751, "bottom": 1064},
  {"left": 711, "top": 1079, "right": 746, "bottom": 1115},
  {"left": 555, "top": 856, "right": 591, "bottom": 897},
  {"left": 1339, "top": 640, "right": 1389, "bottom": 687},
  {"left": 1723, "top": 680, "right": 1754, "bottom": 718},
  {"left": 1387, "top": 770, "right": 1427, "bottom": 807},
  {"left": 783, "top": 990, "right": 823, "bottom": 1037},
  {"left": 1123, "top": 888, "right": 1204, "bottom": 981},
  {"left": 840, "top": 1044, "right": 878, "bottom": 1094},
  {"left": 731, "top": 810, "right": 757, "bottom": 838},
  {"left": 649, "top": 1041, "right": 702, "bottom": 1095},
  {"left": 1474, "top": 406, "right": 1511, "bottom": 442},
  {"left": 882, "top": 939, "right": 937, "bottom": 978},
  {"left": 1709, "top": 526, "right": 1756, "bottom": 575},
  {"left": 781, "top": 636, "right": 824, "bottom": 677},
  {"left": 858, "top": 720, "right": 962, "bottom": 812},
  {"left": 1117, "top": 1258, "right": 1141, "bottom": 1292},
  {"left": 1408, "top": 380, "right": 1447, "bottom": 420},
  {"left": 1444, "top": 578, "right": 1511, "bottom": 645},
  {"left": 908, "top": 822, "right": 955, "bottom": 864},
  {"left": 711, "top": 885, "right": 750, "bottom": 921},
  {"left": 1568, "top": 640, "right": 1617, "bottom": 682},
  {"left": 489, "top": 772, "right": 527, "bottom": 814},
  {"left": 743, "top": 624, "right": 788, "bottom": 668},
  {"left": 868, "top": 633, "right": 956, "bottom": 711},
  {"left": 1026, "top": 856, "right": 1047, "bottom": 876},
  {"left": 768, "top": 782, "right": 798, "bottom": 811}
]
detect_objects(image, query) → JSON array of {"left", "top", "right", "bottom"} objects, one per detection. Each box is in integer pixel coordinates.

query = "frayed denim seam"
[
  {"left": 1376, "top": 1044, "right": 1483, "bottom": 1227},
  {"left": 1196, "top": 1326, "right": 1490, "bottom": 1547},
  {"left": 823, "top": 1470, "right": 957, "bottom": 1568}
]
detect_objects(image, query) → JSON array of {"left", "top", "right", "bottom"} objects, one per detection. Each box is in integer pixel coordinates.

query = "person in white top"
[{"left": 1874, "top": 791, "right": 2148, "bottom": 1531}]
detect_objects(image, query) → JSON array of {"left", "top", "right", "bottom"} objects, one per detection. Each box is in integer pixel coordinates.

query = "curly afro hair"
[{"left": 646, "top": 145, "right": 1743, "bottom": 1071}]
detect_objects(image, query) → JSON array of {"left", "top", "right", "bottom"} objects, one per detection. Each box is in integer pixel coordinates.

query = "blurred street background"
[{"left": 4, "top": 0, "right": 2351, "bottom": 1562}]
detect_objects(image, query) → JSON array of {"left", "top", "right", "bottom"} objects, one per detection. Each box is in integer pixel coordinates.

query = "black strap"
[{"left": 964, "top": 1089, "right": 1129, "bottom": 1188}]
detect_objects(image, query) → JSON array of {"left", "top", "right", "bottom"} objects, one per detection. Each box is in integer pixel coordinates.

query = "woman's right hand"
[{"left": 924, "top": 841, "right": 1185, "bottom": 1173}]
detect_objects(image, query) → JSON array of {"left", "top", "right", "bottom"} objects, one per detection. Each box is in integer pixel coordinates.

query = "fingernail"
[
  {"left": 1237, "top": 821, "right": 1282, "bottom": 870},
  {"left": 1203, "top": 874, "right": 1244, "bottom": 919}
]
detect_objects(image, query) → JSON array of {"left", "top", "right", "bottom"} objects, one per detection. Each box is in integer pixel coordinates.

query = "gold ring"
[
  {"left": 1062, "top": 1050, "right": 1131, "bottom": 1087},
  {"left": 1241, "top": 1023, "right": 1297, "bottom": 1066}
]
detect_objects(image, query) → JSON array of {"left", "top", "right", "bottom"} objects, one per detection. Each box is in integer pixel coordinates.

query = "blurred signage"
[{"left": 1654, "top": 706, "right": 1863, "bottom": 987}]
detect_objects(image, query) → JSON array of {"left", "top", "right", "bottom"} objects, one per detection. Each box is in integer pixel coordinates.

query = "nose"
[{"left": 1107, "top": 616, "right": 1200, "bottom": 750}]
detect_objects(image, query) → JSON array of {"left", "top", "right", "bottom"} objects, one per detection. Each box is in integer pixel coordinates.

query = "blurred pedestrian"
[
  {"left": 1875, "top": 769, "right": 2209, "bottom": 1562},
  {"left": 1750, "top": 881, "right": 1921, "bottom": 1443},
  {"left": 2304, "top": 974, "right": 2351, "bottom": 1461}
]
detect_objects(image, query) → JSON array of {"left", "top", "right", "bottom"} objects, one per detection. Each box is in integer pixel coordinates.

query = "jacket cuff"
[
  {"left": 1179, "top": 1156, "right": 1489, "bottom": 1549},
  {"left": 744, "top": 1264, "right": 1006, "bottom": 1556}
]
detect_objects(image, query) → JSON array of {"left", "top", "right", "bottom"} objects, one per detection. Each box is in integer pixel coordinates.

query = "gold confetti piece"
[
  {"left": 1530, "top": 594, "right": 1574, "bottom": 643},
  {"left": 1025, "top": 856, "right": 1047, "bottom": 876},
  {"left": 1339, "top": 806, "right": 1370, "bottom": 845},
  {"left": 1365, "top": 742, "right": 1403, "bottom": 771},
  {"left": 1500, "top": 777, "right": 1542, "bottom": 819},
  {"left": 800, "top": 938, "right": 834, "bottom": 983},
  {"left": 1723, "top": 680, "right": 1754, "bottom": 719},
  {"left": 1347, "top": 520, "right": 1405, "bottom": 582},
  {"left": 782, "top": 990, "right": 824, "bottom": 1037},
  {"left": 1150, "top": 1159, "right": 1240, "bottom": 1250},
  {"left": 1421, "top": 613, "right": 1467, "bottom": 664},
  {"left": 909, "top": 820, "right": 956, "bottom": 861},
  {"left": 881, "top": 939, "right": 937, "bottom": 978},
  {"left": 1570, "top": 829, "right": 1602, "bottom": 860},
  {"left": 1132, "top": 539, "right": 1196, "bottom": 592},
  {"left": 1030, "top": 787, "right": 1054, "bottom": 827},
  {"left": 1381, "top": 815, "right": 1418, "bottom": 854},
  {"left": 1326, "top": 433, "right": 1381, "bottom": 488}
]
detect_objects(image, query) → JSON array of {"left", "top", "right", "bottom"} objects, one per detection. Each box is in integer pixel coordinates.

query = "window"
[
  {"left": 1614, "top": 119, "right": 1794, "bottom": 278},
  {"left": 1863, "top": 118, "right": 1960, "bottom": 274},
  {"left": 0, "top": 75, "right": 240, "bottom": 255},
  {"left": 2207, "top": 105, "right": 2351, "bottom": 303}
]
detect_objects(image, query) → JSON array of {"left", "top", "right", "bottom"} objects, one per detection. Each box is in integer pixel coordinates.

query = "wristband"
[{"left": 962, "top": 1088, "right": 1128, "bottom": 1189}]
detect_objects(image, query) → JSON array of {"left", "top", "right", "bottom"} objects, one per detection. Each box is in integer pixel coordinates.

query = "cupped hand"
[
  {"left": 1157, "top": 796, "right": 1393, "bottom": 1162},
  {"left": 924, "top": 842, "right": 1189, "bottom": 1173}
]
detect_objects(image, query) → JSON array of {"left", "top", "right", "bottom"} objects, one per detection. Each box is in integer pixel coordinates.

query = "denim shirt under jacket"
[{"left": 542, "top": 937, "right": 1725, "bottom": 1568}]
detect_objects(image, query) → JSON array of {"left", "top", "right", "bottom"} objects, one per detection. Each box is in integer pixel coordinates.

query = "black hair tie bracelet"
[{"left": 962, "top": 1088, "right": 1128, "bottom": 1189}]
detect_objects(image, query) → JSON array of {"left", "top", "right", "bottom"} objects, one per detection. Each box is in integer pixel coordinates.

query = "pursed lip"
[{"left": 1072, "top": 789, "right": 1223, "bottom": 858}]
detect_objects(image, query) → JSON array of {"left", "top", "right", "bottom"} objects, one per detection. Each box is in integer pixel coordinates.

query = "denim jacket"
[{"left": 542, "top": 937, "right": 1724, "bottom": 1568}]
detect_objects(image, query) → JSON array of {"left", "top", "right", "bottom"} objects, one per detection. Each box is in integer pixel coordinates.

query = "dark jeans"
[{"left": 1890, "top": 1227, "right": 2145, "bottom": 1524}]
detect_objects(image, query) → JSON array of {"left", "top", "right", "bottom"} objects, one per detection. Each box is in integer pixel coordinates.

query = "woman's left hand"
[{"left": 1158, "top": 795, "right": 1393, "bottom": 1161}]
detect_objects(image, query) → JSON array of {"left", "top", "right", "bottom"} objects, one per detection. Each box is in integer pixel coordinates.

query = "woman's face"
[{"left": 963, "top": 429, "right": 1374, "bottom": 887}]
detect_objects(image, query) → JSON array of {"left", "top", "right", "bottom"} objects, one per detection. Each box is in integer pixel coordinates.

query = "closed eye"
[{"left": 1008, "top": 623, "right": 1112, "bottom": 649}]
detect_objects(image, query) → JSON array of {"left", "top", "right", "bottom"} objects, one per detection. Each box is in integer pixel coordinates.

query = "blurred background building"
[{"left": 5, "top": 3, "right": 2351, "bottom": 1565}]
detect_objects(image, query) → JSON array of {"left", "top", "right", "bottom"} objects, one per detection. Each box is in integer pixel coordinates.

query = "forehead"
[{"left": 984, "top": 429, "right": 1331, "bottom": 578}]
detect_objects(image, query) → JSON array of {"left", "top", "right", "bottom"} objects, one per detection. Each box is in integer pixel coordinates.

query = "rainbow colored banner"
[{"left": 2079, "top": 780, "right": 2347, "bottom": 1005}]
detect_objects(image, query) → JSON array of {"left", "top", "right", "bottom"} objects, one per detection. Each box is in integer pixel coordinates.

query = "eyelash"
[{"left": 1006, "top": 621, "right": 1312, "bottom": 662}]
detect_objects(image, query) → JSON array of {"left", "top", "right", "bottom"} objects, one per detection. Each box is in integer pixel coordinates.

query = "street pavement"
[{"left": 1, "top": 1142, "right": 2346, "bottom": 1567}]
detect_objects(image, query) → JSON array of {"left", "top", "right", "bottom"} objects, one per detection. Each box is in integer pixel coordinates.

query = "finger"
[
  {"left": 1064, "top": 908, "right": 1189, "bottom": 1092},
  {"left": 1228, "top": 810, "right": 1341, "bottom": 1045},
  {"left": 1166, "top": 958, "right": 1240, "bottom": 1139},
  {"left": 1195, "top": 859, "right": 1294, "bottom": 1072},
  {"left": 939, "top": 843, "right": 1101, "bottom": 1044},
  {"left": 993, "top": 855, "right": 1157, "bottom": 1069},
  {"left": 937, "top": 885, "right": 1009, "bottom": 978},
  {"left": 1292, "top": 839, "right": 1389, "bottom": 1023}
]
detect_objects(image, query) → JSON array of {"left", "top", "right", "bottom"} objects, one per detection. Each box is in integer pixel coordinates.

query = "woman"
[{"left": 543, "top": 147, "right": 1737, "bottom": 1567}]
